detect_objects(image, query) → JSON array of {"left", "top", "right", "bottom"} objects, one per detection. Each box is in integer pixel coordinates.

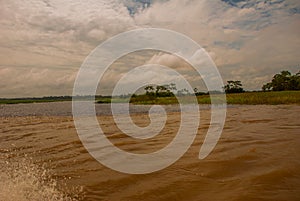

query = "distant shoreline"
[{"left": 1, "top": 91, "right": 300, "bottom": 105}]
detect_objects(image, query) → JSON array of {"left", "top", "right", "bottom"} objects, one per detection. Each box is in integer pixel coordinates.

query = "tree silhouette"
[
  {"left": 144, "top": 85, "right": 155, "bottom": 95},
  {"left": 224, "top": 80, "right": 245, "bottom": 93},
  {"left": 144, "top": 84, "right": 176, "bottom": 97},
  {"left": 262, "top": 70, "right": 300, "bottom": 91}
]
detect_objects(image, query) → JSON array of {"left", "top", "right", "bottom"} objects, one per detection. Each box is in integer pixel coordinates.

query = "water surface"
[{"left": 0, "top": 102, "right": 299, "bottom": 201}]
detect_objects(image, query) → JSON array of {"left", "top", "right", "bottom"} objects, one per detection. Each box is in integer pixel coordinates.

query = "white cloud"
[
  {"left": 0, "top": 0, "right": 300, "bottom": 97},
  {"left": 0, "top": 0, "right": 137, "bottom": 97},
  {"left": 0, "top": 67, "right": 77, "bottom": 97},
  {"left": 134, "top": 0, "right": 300, "bottom": 90}
]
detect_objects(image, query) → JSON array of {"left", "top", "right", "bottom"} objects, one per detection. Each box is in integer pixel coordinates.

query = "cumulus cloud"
[
  {"left": 0, "top": 0, "right": 136, "bottom": 97},
  {"left": 134, "top": 0, "right": 300, "bottom": 89},
  {"left": 0, "top": 0, "right": 299, "bottom": 97},
  {"left": 0, "top": 67, "right": 77, "bottom": 97}
]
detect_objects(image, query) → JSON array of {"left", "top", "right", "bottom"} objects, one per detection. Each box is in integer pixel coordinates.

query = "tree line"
[
  {"left": 224, "top": 70, "right": 300, "bottom": 93},
  {"left": 143, "top": 83, "right": 178, "bottom": 97},
  {"left": 142, "top": 70, "right": 300, "bottom": 96}
]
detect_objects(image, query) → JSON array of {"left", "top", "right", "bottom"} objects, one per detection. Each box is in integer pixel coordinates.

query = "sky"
[{"left": 0, "top": 0, "right": 299, "bottom": 97}]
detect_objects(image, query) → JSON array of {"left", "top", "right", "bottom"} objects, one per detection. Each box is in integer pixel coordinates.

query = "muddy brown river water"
[{"left": 0, "top": 102, "right": 299, "bottom": 201}]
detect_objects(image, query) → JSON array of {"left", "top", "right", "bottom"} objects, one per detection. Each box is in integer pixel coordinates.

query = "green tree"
[
  {"left": 262, "top": 82, "right": 272, "bottom": 91},
  {"left": 144, "top": 84, "right": 177, "bottom": 97},
  {"left": 262, "top": 70, "right": 300, "bottom": 91},
  {"left": 156, "top": 85, "right": 174, "bottom": 97},
  {"left": 224, "top": 80, "right": 245, "bottom": 93},
  {"left": 272, "top": 71, "right": 291, "bottom": 91},
  {"left": 144, "top": 85, "right": 155, "bottom": 95},
  {"left": 156, "top": 85, "right": 166, "bottom": 96}
]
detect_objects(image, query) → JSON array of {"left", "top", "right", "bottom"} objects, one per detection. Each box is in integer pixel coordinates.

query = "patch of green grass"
[
  {"left": 129, "top": 95, "right": 178, "bottom": 105},
  {"left": 226, "top": 91, "right": 300, "bottom": 105},
  {"left": 0, "top": 99, "right": 58, "bottom": 104},
  {"left": 0, "top": 96, "right": 75, "bottom": 104},
  {"left": 128, "top": 91, "right": 300, "bottom": 105},
  {"left": 2, "top": 91, "right": 299, "bottom": 105}
]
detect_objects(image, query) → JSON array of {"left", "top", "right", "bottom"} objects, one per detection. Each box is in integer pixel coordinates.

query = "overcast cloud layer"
[{"left": 0, "top": 0, "right": 299, "bottom": 97}]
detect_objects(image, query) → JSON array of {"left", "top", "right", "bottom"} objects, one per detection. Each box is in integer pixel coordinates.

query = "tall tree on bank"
[
  {"left": 262, "top": 70, "right": 300, "bottom": 91},
  {"left": 144, "top": 83, "right": 176, "bottom": 97},
  {"left": 224, "top": 80, "right": 245, "bottom": 93}
]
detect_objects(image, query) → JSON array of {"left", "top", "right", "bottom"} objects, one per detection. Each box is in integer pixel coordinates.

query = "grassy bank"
[
  {"left": 129, "top": 91, "right": 300, "bottom": 105},
  {"left": 225, "top": 91, "right": 300, "bottom": 105},
  {"left": 1, "top": 91, "right": 299, "bottom": 105},
  {"left": 0, "top": 98, "right": 70, "bottom": 104},
  {"left": 0, "top": 95, "right": 113, "bottom": 104}
]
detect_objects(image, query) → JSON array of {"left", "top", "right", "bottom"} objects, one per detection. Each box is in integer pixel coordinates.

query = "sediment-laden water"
[{"left": 0, "top": 102, "right": 299, "bottom": 201}]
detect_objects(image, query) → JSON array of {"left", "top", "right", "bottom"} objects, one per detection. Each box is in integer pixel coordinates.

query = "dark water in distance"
[
  {"left": 0, "top": 102, "right": 216, "bottom": 117},
  {"left": 0, "top": 102, "right": 299, "bottom": 201}
]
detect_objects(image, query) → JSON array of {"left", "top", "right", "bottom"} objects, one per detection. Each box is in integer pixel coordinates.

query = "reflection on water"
[{"left": 0, "top": 103, "right": 299, "bottom": 201}]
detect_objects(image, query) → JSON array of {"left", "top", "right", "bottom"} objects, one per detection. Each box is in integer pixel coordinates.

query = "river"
[{"left": 0, "top": 102, "right": 299, "bottom": 201}]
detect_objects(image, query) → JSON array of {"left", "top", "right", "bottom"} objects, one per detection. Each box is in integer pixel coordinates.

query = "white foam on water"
[{"left": 0, "top": 155, "right": 83, "bottom": 201}]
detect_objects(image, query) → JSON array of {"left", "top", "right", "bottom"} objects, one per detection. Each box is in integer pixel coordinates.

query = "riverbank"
[
  {"left": 129, "top": 91, "right": 300, "bottom": 105},
  {"left": 1, "top": 91, "right": 299, "bottom": 105}
]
